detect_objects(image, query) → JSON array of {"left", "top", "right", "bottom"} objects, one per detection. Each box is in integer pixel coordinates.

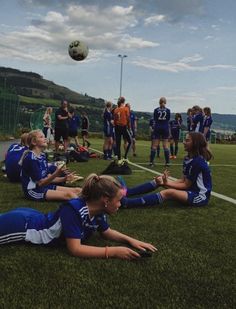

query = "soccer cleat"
[
  {"left": 165, "top": 163, "right": 170, "bottom": 167},
  {"left": 149, "top": 162, "right": 155, "bottom": 167}
]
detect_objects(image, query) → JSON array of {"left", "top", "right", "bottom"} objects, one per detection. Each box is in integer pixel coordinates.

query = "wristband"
[{"left": 105, "top": 246, "right": 109, "bottom": 259}]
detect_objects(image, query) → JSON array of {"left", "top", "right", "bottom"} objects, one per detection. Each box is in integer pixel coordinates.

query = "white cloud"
[
  {"left": 131, "top": 55, "right": 236, "bottom": 73},
  {"left": 0, "top": 4, "right": 158, "bottom": 63},
  {"left": 144, "top": 15, "right": 166, "bottom": 26}
]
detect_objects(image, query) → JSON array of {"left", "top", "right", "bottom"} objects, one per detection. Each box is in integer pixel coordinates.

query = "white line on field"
[
  {"left": 90, "top": 147, "right": 236, "bottom": 205},
  {"left": 137, "top": 163, "right": 236, "bottom": 167}
]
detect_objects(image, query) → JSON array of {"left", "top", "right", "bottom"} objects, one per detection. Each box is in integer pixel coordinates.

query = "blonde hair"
[
  {"left": 80, "top": 173, "right": 121, "bottom": 202},
  {"left": 19, "top": 130, "right": 43, "bottom": 166},
  {"left": 20, "top": 133, "right": 29, "bottom": 146}
]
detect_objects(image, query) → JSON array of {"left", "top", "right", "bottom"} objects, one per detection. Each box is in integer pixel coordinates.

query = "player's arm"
[
  {"left": 101, "top": 228, "right": 157, "bottom": 253},
  {"left": 37, "top": 166, "right": 65, "bottom": 186},
  {"left": 163, "top": 177, "right": 192, "bottom": 190},
  {"left": 66, "top": 237, "right": 141, "bottom": 259}
]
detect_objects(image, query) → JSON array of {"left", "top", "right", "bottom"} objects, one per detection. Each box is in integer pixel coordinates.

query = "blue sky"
[{"left": 0, "top": 0, "right": 236, "bottom": 114}]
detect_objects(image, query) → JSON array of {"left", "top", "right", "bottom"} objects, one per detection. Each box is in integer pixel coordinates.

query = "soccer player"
[
  {"left": 113, "top": 97, "right": 132, "bottom": 161},
  {"left": 5, "top": 133, "right": 29, "bottom": 182},
  {"left": 19, "top": 130, "right": 81, "bottom": 201},
  {"left": 124, "top": 103, "right": 138, "bottom": 157},
  {"left": 54, "top": 100, "right": 70, "bottom": 152},
  {"left": 203, "top": 107, "right": 213, "bottom": 142},
  {"left": 103, "top": 101, "right": 114, "bottom": 160},
  {"left": 186, "top": 108, "right": 193, "bottom": 132},
  {"left": 121, "top": 132, "right": 212, "bottom": 208},
  {"left": 81, "top": 111, "right": 90, "bottom": 148},
  {"left": 191, "top": 105, "right": 204, "bottom": 133},
  {"left": 43, "top": 107, "right": 53, "bottom": 148},
  {"left": 169, "top": 113, "right": 182, "bottom": 159},
  {"left": 68, "top": 107, "right": 80, "bottom": 146},
  {"left": 149, "top": 97, "right": 170, "bottom": 166},
  {"left": 0, "top": 174, "right": 157, "bottom": 260}
]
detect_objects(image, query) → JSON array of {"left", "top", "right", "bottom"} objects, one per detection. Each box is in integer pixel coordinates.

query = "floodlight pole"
[{"left": 118, "top": 54, "right": 127, "bottom": 98}]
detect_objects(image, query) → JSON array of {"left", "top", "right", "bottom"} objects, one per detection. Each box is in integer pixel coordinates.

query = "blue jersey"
[
  {"left": 187, "top": 116, "right": 193, "bottom": 132},
  {"left": 21, "top": 151, "right": 49, "bottom": 193},
  {"left": 192, "top": 113, "right": 204, "bottom": 133},
  {"left": 169, "top": 119, "right": 181, "bottom": 139},
  {"left": 5, "top": 144, "right": 28, "bottom": 182},
  {"left": 183, "top": 156, "right": 212, "bottom": 202},
  {"left": 153, "top": 107, "right": 170, "bottom": 139},
  {"left": 103, "top": 109, "right": 113, "bottom": 136},
  {"left": 203, "top": 115, "right": 213, "bottom": 140},
  {"left": 68, "top": 115, "right": 80, "bottom": 132},
  {"left": 0, "top": 198, "right": 109, "bottom": 245},
  {"left": 130, "top": 111, "right": 137, "bottom": 133},
  {"left": 153, "top": 107, "right": 170, "bottom": 129}
]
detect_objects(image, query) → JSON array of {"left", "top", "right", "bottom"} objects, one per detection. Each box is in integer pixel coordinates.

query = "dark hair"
[
  {"left": 80, "top": 173, "right": 121, "bottom": 202},
  {"left": 117, "top": 96, "right": 125, "bottom": 107},
  {"left": 188, "top": 132, "right": 212, "bottom": 161},
  {"left": 203, "top": 107, "right": 211, "bottom": 116},
  {"left": 175, "top": 113, "right": 182, "bottom": 120}
]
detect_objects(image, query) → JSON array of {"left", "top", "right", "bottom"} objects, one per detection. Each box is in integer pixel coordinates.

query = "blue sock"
[
  {"left": 170, "top": 144, "right": 174, "bottom": 156},
  {"left": 156, "top": 146, "right": 160, "bottom": 157},
  {"left": 108, "top": 149, "right": 112, "bottom": 158},
  {"left": 103, "top": 150, "right": 108, "bottom": 159},
  {"left": 164, "top": 148, "right": 170, "bottom": 164},
  {"left": 127, "top": 180, "right": 157, "bottom": 196},
  {"left": 150, "top": 148, "right": 156, "bottom": 163},
  {"left": 175, "top": 146, "right": 178, "bottom": 156},
  {"left": 122, "top": 192, "right": 163, "bottom": 208}
]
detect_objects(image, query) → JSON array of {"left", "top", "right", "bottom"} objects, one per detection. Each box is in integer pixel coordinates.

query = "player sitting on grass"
[
  {"left": 19, "top": 129, "right": 82, "bottom": 201},
  {"left": 5, "top": 132, "right": 29, "bottom": 182},
  {"left": 121, "top": 132, "right": 212, "bottom": 208},
  {"left": 0, "top": 173, "right": 156, "bottom": 260}
]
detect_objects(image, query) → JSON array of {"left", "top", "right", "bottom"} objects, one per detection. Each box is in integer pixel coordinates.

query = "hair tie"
[{"left": 95, "top": 175, "right": 100, "bottom": 182}]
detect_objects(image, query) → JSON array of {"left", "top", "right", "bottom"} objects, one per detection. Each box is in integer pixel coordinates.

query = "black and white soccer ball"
[{"left": 68, "top": 40, "right": 89, "bottom": 61}]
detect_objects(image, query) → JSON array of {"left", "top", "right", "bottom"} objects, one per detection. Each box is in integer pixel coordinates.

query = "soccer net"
[{"left": 0, "top": 86, "right": 20, "bottom": 135}]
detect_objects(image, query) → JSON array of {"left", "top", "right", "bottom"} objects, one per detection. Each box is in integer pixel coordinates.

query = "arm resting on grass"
[
  {"left": 65, "top": 237, "right": 141, "bottom": 260},
  {"left": 101, "top": 228, "right": 157, "bottom": 253}
]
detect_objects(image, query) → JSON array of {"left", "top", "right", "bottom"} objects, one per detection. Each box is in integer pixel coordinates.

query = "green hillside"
[{"left": 0, "top": 66, "right": 236, "bottom": 136}]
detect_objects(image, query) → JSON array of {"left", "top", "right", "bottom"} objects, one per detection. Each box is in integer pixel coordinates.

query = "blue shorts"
[
  {"left": 24, "top": 184, "right": 57, "bottom": 201},
  {"left": 0, "top": 208, "right": 44, "bottom": 245},
  {"left": 187, "top": 191, "right": 210, "bottom": 206},
  {"left": 153, "top": 127, "right": 169, "bottom": 140},
  {"left": 103, "top": 126, "right": 113, "bottom": 138},
  {"left": 170, "top": 132, "right": 180, "bottom": 140}
]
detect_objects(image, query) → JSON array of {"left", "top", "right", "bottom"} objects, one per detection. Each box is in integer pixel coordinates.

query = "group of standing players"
[
  {"left": 149, "top": 97, "right": 213, "bottom": 167},
  {"left": 102, "top": 96, "right": 137, "bottom": 162}
]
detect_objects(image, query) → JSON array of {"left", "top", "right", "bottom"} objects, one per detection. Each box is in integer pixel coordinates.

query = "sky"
[{"left": 0, "top": 0, "right": 236, "bottom": 114}]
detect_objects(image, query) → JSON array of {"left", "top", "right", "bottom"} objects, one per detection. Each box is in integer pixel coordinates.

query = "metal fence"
[{"left": 0, "top": 86, "right": 20, "bottom": 135}]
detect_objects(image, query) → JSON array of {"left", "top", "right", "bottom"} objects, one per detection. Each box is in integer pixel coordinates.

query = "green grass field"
[{"left": 0, "top": 139, "right": 235, "bottom": 308}]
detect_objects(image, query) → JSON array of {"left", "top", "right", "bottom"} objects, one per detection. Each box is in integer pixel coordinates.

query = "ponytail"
[{"left": 80, "top": 173, "right": 121, "bottom": 202}]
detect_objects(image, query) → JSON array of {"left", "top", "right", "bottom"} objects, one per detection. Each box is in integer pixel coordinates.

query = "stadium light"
[{"left": 118, "top": 54, "right": 127, "bottom": 98}]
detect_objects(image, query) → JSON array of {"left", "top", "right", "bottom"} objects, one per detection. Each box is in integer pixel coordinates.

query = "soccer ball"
[{"left": 68, "top": 40, "right": 89, "bottom": 61}]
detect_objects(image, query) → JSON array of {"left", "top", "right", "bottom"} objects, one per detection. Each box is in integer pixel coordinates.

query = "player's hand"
[
  {"left": 65, "top": 172, "right": 76, "bottom": 182},
  {"left": 154, "top": 175, "right": 164, "bottom": 186},
  {"left": 128, "top": 240, "right": 157, "bottom": 253},
  {"left": 109, "top": 246, "right": 141, "bottom": 260},
  {"left": 162, "top": 169, "right": 170, "bottom": 184}
]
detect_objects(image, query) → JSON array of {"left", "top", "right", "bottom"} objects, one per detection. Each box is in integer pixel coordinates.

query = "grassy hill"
[{"left": 0, "top": 66, "right": 236, "bottom": 135}]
